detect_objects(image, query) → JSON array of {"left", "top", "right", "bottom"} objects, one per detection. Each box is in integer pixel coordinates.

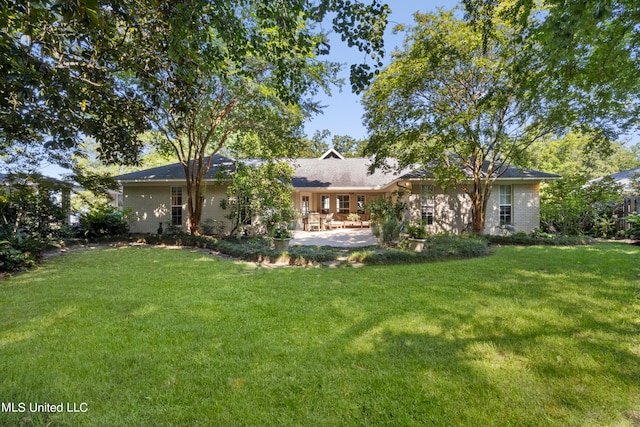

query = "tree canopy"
[
  {"left": 1, "top": 0, "right": 390, "bottom": 172},
  {"left": 363, "top": 10, "right": 555, "bottom": 233},
  {"left": 462, "top": 0, "right": 640, "bottom": 141}
]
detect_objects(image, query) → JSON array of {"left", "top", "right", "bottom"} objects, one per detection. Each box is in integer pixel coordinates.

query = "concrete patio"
[{"left": 291, "top": 228, "right": 377, "bottom": 248}]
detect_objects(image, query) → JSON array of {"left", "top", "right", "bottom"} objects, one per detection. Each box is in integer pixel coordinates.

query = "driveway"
[{"left": 291, "top": 228, "right": 377, "bottom": 248}]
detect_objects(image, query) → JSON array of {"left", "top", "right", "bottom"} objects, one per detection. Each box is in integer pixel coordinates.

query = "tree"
[
  {"left": 528, "top": 132, "right": 640, "bottom": 180},
  {"left": 2, "top": 1, "right": 390, "bottom": 230},
  {"left": 298, "top": 130, "right": 331, "bottom": 158},
  {"left": 331, "top": 134, "right": 366, "bottom": 157},
  {"left": 462, "top": 0, "right": 640, "bottom": 142},
  {"left": 114, "top": 1, "right": 390, "bottom": 235},
  {"left": 220, "top": 161, "right": 296, "bottom": 236},
  {"left": 363, "top": 10, "right": 555, "bottom": 234},
  {"left": 298, "top": 130, "right": 366, "bottom": 157},
  {"left": 1, "top": 1, "right": 150, "bottom": 170}
]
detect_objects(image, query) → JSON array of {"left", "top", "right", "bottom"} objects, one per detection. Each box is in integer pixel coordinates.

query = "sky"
[{"left": 303, "top": 0, "right": 460, "bottom": 142}]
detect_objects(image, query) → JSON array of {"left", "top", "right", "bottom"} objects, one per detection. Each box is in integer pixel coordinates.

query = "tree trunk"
[
  {"left": 471, "top": 194, "right": 485, "bottom": 234},
  {"left": 470, "top": 178, "right": 491, "bottom": 235}
]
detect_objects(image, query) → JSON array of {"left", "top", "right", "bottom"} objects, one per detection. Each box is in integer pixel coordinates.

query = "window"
[
  {"left": 301, "top": 195, "right": 310, "bottom": 216},
  {"left": 240, "top": 196, "right": 252, "bottom": 225},
  {"left": 336, "top": 194, "right": 350, "bottom": 214},
  {"left": 421, "top": 185, "right": 435, "bottom": 225},
  {"left": 499, "top": 185, "right": 512, "bottom": 225},
  {"left": 357, "top": 195, "right": 366, "bottom": 214},
  {"left": 171, "top": 187, "right": 183, "bottom": 226},
  {"left": 321, "top": 195, "right": 330, "bottom": 214}
]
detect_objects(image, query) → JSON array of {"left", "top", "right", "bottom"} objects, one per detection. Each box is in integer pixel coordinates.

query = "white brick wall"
[
  {"left": 409, "top": 181, "right": 540, "bottom": 235},
  {"left": 484, "top": 183, "right": 540, "bottom": 234},
  {"left": 123, "top": 183, "right": 232, "bottom": 234}
]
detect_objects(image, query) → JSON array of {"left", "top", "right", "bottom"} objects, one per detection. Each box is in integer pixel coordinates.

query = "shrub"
[
  {"left": 486, "top": 231, "right": 595, "bottom": 246},
  {"left": 76, "top": 202, "right": 130, "bottom": 238},
  {"left": 406, "top": 223, "right": 427, "bottom": 239},
  {"left": 349, "top": 234, "right": 489, "bottom": 265},
  {"left": 541, "top": 176, "right": 623, "bottom": 237},
  {"left": 0, "top": 240, "right": 37, "bottom": 272},
  {"left": 626, "top": 212, "right": 640, "bottom": 239}
]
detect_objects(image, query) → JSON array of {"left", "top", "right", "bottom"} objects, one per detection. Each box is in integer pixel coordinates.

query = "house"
[
  {"left": 591, "top": 166, "right": 640, "bottom": 229},
  {"left": 115, "top": 149, "right": 559, "bottom": 235},
  {"left": 0, "top": 172, "right": 74, "bottom": 225}
]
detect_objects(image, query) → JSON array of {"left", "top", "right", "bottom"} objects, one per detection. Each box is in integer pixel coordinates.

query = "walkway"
[{"left": 291, "top": 228, "right": 377, "bottom": 248}]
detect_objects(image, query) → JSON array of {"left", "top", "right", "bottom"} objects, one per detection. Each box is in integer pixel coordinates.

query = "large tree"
[
  {"left": 2, "top": 1, "right": 390, "bottom": 234},
  {"left": 462, "top": 0, "right": 640, "bottom": 143},
  {"left": 1, "top": 1, "right": 149, "bottom": 170},
  {"left": 363, "top": 10, "right": 556, "bottom": 234},
  {"left": 121, "top": 1, "right": 388, "bottom": 234}
]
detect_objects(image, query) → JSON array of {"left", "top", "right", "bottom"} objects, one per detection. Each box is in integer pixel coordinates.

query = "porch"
[{"left": 291, "top": 228, "right": 377, "bottom": 248}]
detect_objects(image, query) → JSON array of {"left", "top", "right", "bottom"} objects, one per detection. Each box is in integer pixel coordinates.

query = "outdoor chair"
[
  {"left": 308, "top": 212, "right": 321, "bottom": 231},
  {"left": 324, "top": 213, "right": 344, "bottom": 230}
]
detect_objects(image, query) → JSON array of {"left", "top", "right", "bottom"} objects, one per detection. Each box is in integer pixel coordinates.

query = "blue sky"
[{"left": 304, "top": 0, "right": 460, "bottom": 142}]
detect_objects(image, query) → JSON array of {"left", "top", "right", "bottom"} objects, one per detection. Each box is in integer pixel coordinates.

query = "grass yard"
[{"left": 0, "top": 243, "right": 639, "bottom": 426}]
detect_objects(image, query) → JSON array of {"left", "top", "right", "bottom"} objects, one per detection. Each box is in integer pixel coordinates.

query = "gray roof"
[
  {"left": 402, "top": 161, "right": 560, "bottom": 181},
  {"left": 591, "top": 166, "right": 640, "bottom": 191},
  {"left": 114, "top": 154, "right": 235, "bottom": 182},
  {"left": 115, "top": 153, "right": 559, "bottom": 188},
  {"left": 289, "top": 157, "right": 406, "bottom": 190}
]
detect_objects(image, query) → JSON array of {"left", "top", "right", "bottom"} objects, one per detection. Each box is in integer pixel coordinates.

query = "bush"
[
  {"left": 76, "top": 203, "right": 130, "bottom": 238},
  {"left": 541, "top": 176, "right": 623, "bottom": 237},
  {"left": 372, "top": 218, "right": 404, "bottom": 247},
  {"left": 0, "top": 240, "right": 38, "bottom": 272},
  {"left": 349, "top": 234, "right": 489, "bottom": 265},
  {"left": 486, "top": 231, "right": 595, "bottom": 246},
  {"left": 626, "top": 212, "right": 640, "bottom": 239}
]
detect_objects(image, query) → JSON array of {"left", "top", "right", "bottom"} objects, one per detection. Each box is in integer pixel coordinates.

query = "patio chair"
[
  {"left": 324, "top": 213, "right": 344, "bottom": 230},
  {"left": 308, "top": 212, "right": 321, "bottom": 231}
]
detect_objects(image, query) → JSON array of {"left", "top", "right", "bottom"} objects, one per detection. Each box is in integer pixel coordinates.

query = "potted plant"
[
  {"left": 406, "top": 223, "right": 427, "bottom": 252},
  {"left": 272, "top": 225, "right": 293, "bottom": 251}
]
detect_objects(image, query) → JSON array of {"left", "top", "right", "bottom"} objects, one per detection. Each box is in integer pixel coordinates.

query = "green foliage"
[
  {"left": 367, "top": 194, "right": 407, "bottom": 247},
  {"left": 0, "top": 176, "right": 68, "bottom": 271},
  {"left": 0, "top": 1, "right": 149, "bottom": 171},
  {"left": 365, "top": 194, "right": 406, "bottom": 224},
  {"left": 363, "top": 10, "right": 556, "bottom": 233},
  {"left": 272, "top": 226, "right": 293, "bottom": 239},
  {"left": 297, "top": 130, "right": 367, "bottom": 158},
  {"left": 462, "top": 0, "right": 640, "bottom": 141},
  {"left": 200, "top": 219, "right": 226, "bottom": 236},
  {"left": 0, "top": 177, "right": 65, "bottom": 240},
  {"left": 221, "top": 161, "right": 296, "bottom": 236},
  {"left": 349, "top": 234, "right": 489, "bottom": 264},
  {"left": 0, "top": 240, "right": 37, "bottom": 272},
  {"left": 541, "top": 176, "right": 624, "bottom": 237},
  {"left": 372, "top": 218, "right": 404, "bottom": 247},
  {"left": 406, "top": 223, "right": 428, "bottom": 239},
  {"left": 486, "top": 231, "right": 595, "bottom": 246},
  {"left": 527, "top": 132, "right": 640, "bottom": 180},
  {"left": 626, "top": 212, "right": 640, "bottom": 238},
  {"left": 76, "top": 202, "right": 130, "bottom": 238}
]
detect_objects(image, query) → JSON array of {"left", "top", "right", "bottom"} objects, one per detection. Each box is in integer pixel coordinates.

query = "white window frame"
[
  {"left": 357, "top": 194, "right": 366, "bottom": 214},
  {"left": 321, "top": 194, "right": 331, "bottom": 214},
  {"left": 171, "top": 186, "right": 183, "bottom": 226},
  {"left": 301, "top": 195, "right": 310, "bottom": 216},
  {"left": 336, "top": 194, "right": 350, "bottom": 214},
  {"left": 421, "top": 185, "right": 435, "bottom": 225},
  {"left": 499, "top": 185, "right": 513, "bottom": 226}
]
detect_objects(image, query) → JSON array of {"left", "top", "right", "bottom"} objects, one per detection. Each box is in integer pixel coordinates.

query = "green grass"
[{"left": 1, "top": 243, "right": 639, "bottom": 426}]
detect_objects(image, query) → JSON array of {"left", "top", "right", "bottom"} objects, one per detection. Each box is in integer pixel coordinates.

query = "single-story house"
[
  {"left": 0, "top": 172, "right": 74, "bottom": 225},
  {"left": 590, "top": 166, "right": 640, "bottom": 227},
  {"left": 115, "top": 149, "right": 559, "bottom": 235}
]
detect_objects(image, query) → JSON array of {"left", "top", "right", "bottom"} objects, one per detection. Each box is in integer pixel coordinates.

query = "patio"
[{"left": 291, "top": 228, "right": 377, "bottom": 248}]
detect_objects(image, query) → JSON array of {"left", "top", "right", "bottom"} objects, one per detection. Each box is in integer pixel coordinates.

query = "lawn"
[{"left": 1, "top": 243, "right": 639, "bottom": 426}]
